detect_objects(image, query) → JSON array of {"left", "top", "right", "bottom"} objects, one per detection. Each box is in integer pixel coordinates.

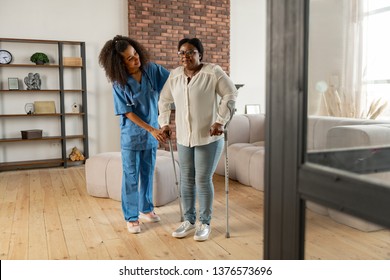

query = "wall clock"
[{"left": 0, "top": 49, "right": 13, "bottom": 64}]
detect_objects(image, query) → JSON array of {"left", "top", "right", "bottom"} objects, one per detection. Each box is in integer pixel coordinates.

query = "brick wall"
[
  {"left": 128, "top": 0, "right": 231, "bottom": 151},
  {"left": 128, "top": 0, "right": 230, "bottom": 72}
]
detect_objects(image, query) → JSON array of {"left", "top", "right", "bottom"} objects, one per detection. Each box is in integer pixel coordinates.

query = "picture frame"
[
  {"left": 8, "top": 77, "right": 19, "bottom": 90},
  {"left": 34, "top": 101, "right": 56, "bottom": 114},
  {"left": 245, "top": 104, "right": 261, "bottom": 114}
]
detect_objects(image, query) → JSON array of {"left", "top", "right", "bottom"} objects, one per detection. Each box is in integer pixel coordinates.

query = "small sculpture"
[
  {"left": 69, "top": 147, "right": 85, "bottom": 161},
  {"left": 24, "top": 73, "right": 41, "bottom": 90}
]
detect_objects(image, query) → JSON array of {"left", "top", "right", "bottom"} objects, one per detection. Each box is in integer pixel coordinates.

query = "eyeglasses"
[{"left": 177, "top": 50, "right": 199, "bottom": 57}]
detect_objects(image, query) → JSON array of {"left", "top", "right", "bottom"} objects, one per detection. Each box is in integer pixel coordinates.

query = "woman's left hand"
[{"left": 209, "top": 122, "right": 224, "bottom": 136}]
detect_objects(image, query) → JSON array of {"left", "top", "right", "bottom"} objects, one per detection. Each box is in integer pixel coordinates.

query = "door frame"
[{"left": 264, "top": 0, "right": 390, "bottom": 259}]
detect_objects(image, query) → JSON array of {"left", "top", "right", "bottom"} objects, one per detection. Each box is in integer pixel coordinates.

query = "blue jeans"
[
  {"left": 121, "top": 147, "right": 156, "bottom": 222},
  {"left": 177, "top": 139, "right": 224, "bottom": 225}
]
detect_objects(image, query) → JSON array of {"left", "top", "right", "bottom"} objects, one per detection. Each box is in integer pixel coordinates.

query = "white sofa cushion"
[
  {"left": 234, "top": 145, "right": 265, "bottom": 190},
  {"left": 307, "top": 115, "right": 390, "bottom": 151},
  {"left": 105, "top": 153, "right": 122, "bottom": 200},
  {"left": 85, "top": 152, "right": 118, "bottom": 198},
  {"left": 85, "top": 151, "right": 179, "bottom": 207},
  {"left": 327, "top": 124, "right": 390, "bottom": 149},
  {"left": 249, "top": 149, "right": 265, "bottom": 191},
  {"left": 224, "top": 143, "right": 254, "bottom": 180},
  {"left": 246, "top": 114, "right": 265, "bottom": 143},
  {"left": 215, "top": 114, "right": 265, "bottom": 179},
  {"left": 306, "top": 201, "right": 329, "bottom": 216},
  {"left": 328, "top": 209, "right": 383, "bottom": 232},
  {"left": 152, "top": 156, "right": 180, "bottom": 206},
  {"left": 227, "top": 114, "right": 251, "bottom": 145},
  {"left": 235, "top": 146, "right": 259, "bottom": 187}
]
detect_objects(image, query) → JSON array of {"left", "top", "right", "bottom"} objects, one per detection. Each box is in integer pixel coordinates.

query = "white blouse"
[{"left": 158, "top": 63, "right": 238, "bottom": 147}]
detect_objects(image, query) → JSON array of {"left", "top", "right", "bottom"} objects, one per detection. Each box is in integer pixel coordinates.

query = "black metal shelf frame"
[{"left": 0, "top": 38, "right": 89, "bottom": 171}]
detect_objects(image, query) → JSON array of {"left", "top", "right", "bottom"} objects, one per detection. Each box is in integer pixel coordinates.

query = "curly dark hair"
[{"left": 98, "top": 35, "right": 150, "bottom": 87}]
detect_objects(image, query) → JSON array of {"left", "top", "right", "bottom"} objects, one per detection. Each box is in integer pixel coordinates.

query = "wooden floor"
[{"left": 0, "top": 166, "right": 389, "bottom": 260}]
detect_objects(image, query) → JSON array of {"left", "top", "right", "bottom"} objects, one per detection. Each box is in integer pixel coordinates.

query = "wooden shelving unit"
[{"left": 0, "top": 38, "right": 89, "bottom": 171}]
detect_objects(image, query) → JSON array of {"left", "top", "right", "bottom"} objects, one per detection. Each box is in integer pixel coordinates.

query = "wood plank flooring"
[{"left": 0, "top": 166, "right": 389, "bottom": 260}]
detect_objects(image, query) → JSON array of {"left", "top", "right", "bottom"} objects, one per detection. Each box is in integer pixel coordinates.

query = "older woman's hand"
[
  {"left": 209, "top": 122, "right": 224, "bottom": 136},
  {"left": 160, "top": 125, "right": 172, "bottom": 142}
]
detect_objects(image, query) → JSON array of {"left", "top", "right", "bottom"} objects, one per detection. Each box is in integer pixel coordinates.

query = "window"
[{"left": 361, "top": 1, "right": 390, "bottom": 119}]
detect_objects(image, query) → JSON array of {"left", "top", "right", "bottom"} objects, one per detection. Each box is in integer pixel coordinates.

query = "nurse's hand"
[{"left": 150, "top": 128, "right": 166, "bottom": 143}]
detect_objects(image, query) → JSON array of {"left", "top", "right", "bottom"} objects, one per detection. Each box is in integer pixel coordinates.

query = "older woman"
[{"left": 158, "top": 38, "right": 237, "bottom": 241}]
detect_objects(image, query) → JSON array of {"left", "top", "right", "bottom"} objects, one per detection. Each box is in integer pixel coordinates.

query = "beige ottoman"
[{"left": 85, "top": 150, "right": 180, "bottom": 206}]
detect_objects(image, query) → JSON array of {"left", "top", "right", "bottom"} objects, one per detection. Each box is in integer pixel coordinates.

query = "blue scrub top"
[{"left": 113, "top": 62, "right": 169, "bottom": 150}]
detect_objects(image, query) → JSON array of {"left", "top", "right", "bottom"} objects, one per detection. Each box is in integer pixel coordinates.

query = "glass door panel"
[{"left": 307, "top": 0, "right": 390, "bottom": 188}]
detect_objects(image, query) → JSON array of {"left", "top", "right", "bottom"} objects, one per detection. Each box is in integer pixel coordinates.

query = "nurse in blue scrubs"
[{"left": 99, "top": 35, "right": 169, "bottom": 233}]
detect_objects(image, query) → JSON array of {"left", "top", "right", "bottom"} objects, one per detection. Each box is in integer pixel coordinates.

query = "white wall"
[
  {"left": 0, "top": 0, "right": 265, "bottom": 161},
  {"left": 0, "top": 0, "right": 127, "bottom": 159},
  {"left": 230, "top": 0, "right": 266, "bottom": 114}
]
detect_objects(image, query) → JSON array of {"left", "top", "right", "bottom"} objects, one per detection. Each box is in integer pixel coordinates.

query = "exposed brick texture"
[
  {"left": 128, "top": 0, "right": 230, "bottom": 72},
  {"left": 128, "top": 0, "right": 231, "bottom": 151}
]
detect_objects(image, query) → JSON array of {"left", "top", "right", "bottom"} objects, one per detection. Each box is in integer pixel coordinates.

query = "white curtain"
[
  {"left": 318, "top": 0, "right": 365, "bottom": 118},
  {"left": 323, "top": 0, "right": 389, "bottom": 119},
  {"left": 339, "top": 0, "right": 364, "bottom": 118},
  {"left": 311, "top": 0, "right": 390, "bottom": 119}
]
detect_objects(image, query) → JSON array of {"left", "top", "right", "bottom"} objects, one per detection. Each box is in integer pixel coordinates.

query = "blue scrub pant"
[
  {"left": 121, "top": 147, "right": 156, "bottom": 222},
  {"left": 177, "top": 139, "right": 224, "bottom": 225}
]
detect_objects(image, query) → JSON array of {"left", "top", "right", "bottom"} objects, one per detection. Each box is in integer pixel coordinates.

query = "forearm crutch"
[
  {"left": 168, "top": 138, "right": 184, "bottom": 222},
  {"left": 224, "top": 100, "right": 236, "bottom": 238}
]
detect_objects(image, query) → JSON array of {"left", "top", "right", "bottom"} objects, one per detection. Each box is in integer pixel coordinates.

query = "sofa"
[
  {"left": 215, "top": 113, "right": 390, "bottom": 231},
  {"left": 215, "top": 114, "right": 266, "bottom": 191},
  {"left": 85, "top": 150, "right": 180, "bottom": 207}
]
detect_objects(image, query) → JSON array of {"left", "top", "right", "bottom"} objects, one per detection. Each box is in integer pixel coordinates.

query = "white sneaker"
[
  {"left": 127, "top": 221, "right": 141, "bottom": 234},
  {"left": 139, "top": 212, "right": 161, "bottom": 222},
  {"left": 172, "top": 221, "right": 195, "bottom": 238},
  {"left": 194, "top": 223, "right": 211, "bottom": 241}
]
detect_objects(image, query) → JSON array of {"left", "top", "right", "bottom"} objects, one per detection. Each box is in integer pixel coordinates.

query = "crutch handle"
[{"left": 224, "top": 100, "right": 236, "bottom": 130}]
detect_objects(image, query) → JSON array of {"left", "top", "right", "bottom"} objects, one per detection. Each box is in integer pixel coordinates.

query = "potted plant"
[{"left": 30, "top": 52, "right": 49, "bottom": 65}]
